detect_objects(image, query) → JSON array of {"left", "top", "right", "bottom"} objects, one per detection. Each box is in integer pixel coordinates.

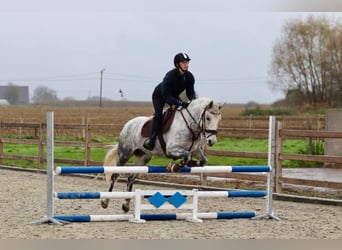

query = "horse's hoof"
[
  {"left": 122, "top": 203, "right": 130, "bottom": 213},
  {"left": 188, "top": 160, "right": 199, "bottom": 167},
  {"left": 199, "top": 160, "right": 206, "bottom": 166},
  {"left": 167, "top": 162, "right": 183, "bottom": 172},
  {"left": 101, "top": 200, "right": 108, "bottom": 209}
]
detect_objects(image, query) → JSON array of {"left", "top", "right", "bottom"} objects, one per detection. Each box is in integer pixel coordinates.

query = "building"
[
  {"left": 0, "top": 85, "right": 29, "bottom": 105},
  {"left": 0, "top": 99, "right": 10, "bottom": 105}
]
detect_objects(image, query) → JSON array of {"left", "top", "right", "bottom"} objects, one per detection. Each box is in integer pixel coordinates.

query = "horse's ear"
[
  {"left": 208, "top": 100, "right": 214, "bottom": 108},
  {"left": 218, "top": 103, "right": 223, "bottom": 110}
]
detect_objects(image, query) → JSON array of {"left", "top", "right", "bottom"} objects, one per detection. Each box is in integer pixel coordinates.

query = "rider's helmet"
[{"left": 174, "top": 52, "right": 191, "bottom": 67}]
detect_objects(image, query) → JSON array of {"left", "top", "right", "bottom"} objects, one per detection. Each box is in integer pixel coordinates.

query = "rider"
[{"left": 143, "top": 52, "right": 196, "bottom": 151}]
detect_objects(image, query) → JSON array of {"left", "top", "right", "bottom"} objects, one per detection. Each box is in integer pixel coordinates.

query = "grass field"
[
  {"left": 2, "top": 137, "right": 314, "bottom": 169},
  {"left": 0, "top": 104, "right": 325, "bottom": 169}
]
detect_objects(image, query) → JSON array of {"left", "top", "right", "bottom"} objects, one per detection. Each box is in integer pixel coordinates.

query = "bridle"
[{"left": 179, "top": 104, "right": 219, "bottom": 151}]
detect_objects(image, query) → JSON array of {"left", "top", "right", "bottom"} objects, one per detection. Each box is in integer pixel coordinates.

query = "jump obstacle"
[{"left": 33, "top": 112, "right": 280, "bottom": 224}]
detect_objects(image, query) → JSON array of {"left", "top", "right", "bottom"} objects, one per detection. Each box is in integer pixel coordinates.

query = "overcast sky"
[{"left": 1, "top": 0, "right": 342, "bottom": 104}]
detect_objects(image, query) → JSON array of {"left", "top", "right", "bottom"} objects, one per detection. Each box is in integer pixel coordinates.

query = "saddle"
[{"left": 141, "top": 107, "right": 177, "bottom": 138}]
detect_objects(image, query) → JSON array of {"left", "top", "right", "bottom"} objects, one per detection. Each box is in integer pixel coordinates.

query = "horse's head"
[
  {"left": 187, "top": 97, "right": 222, "bottom": 147},
  {"left": 202, "top": 100, "right": 222, "bottom": 146}
]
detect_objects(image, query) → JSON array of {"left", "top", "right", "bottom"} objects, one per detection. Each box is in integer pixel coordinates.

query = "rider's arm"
[
  {"left": 185, "top": 72, "right": 196, "bottom": 101},
  {"left": 162, "top": 71, "right": 183, "bottom": 106}
]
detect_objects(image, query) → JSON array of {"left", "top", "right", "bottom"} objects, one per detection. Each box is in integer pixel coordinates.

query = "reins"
[
  {"left": 179, "top": 104, "right": 218, "bottom": 151},
  {"left": 179, "top": 108, "right": 201, "bottom": 151}
]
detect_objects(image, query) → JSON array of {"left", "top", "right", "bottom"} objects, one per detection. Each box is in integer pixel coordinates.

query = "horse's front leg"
[
  {"left": 166, "top": 146, "right": 192, "bottom": 172},
  {"left": 180, "top": 150, "right": 192, "bottom": 165},
  {"left": 122, "top": 173, "right": 138, "bottom": 213},
  {"left": 101, "top": 173, "right": 120, "bottom": 209},
  {"left": 192, "top": 146, "right": 208, "bottom": 166},
  {"left": 168, "top": 145, "right": 192, "bottom": 165}
]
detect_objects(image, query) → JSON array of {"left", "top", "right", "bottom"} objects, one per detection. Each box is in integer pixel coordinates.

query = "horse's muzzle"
[
  {"left": 205, "top": 129, "right": 218, "bottom": 146},
  {"left": 206, "top": 136, "right": 217, "bottom": 147}
]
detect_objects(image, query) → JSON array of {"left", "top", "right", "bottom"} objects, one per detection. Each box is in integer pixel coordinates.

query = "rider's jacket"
[{"left": 153, "top": 68, "right": 196, "bottom": 106}]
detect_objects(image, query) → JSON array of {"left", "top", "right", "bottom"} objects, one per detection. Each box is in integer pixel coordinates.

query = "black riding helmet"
[{"left": 174, "top": 52, "right": 191, "bottom": 67}]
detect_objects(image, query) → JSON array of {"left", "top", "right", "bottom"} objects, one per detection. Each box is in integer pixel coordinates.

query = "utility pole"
[{"left": 99, "top": 68, "right": 105, "bottom": 107}]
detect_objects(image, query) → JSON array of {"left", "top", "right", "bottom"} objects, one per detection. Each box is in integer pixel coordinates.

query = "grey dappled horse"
[{"left": 101, "top": 97, "right": 222, "bottom": 212}]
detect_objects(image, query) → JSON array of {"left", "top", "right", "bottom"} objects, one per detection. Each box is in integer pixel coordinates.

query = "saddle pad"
[{"left": 141, "top": 108, "right": 177, "bottom": 138}]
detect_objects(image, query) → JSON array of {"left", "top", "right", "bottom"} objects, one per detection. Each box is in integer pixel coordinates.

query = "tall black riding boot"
[
  {"left": 143, "top": 134, "right": 157, "bottom": 150},
  {"left": 143, "top": 115, "right": 162, "bottom": 151}
]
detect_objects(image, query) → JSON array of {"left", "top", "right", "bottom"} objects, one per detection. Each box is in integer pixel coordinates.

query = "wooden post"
[
  {"left": 200, "top": 173, "right": 208, "bottom": 186},
  {"left": 84, "top": 118, "right": 91, "bottom": 166},
  {"left": 82, "top": 117, "right": 86, "bottom": 140},
  {"left": 200, "top": 138, "right": 208, "bottom": 186},
  {"left": 0, "top": 121, "right": 3, "bottom": 165},
  {"left": 275, "top": 121, "right": 283, "bottom": 193},
  {"left": 306, "top": 114, "right": 313, "bottom": 155},
  {"left": 38, "top": 122, "right": 44, "bottom": 169}
]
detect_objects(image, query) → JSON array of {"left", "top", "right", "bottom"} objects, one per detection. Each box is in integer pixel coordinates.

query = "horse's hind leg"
[
  {"left": 121, "top": 149, "right": 152, "bottom": 213},
  {"left": 122, "top": 173, "right": 138, "bottom": 213},
  {"left": 101, "top": 173, "right": 120, "bottom": 209}
]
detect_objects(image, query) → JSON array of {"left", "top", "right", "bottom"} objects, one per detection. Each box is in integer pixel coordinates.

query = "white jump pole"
[
  {"left": 252, "top": 115, "right": 281, "bottom": 220},
  {"left": 32, "top": 112, "right": 65, "bottom": 225}
]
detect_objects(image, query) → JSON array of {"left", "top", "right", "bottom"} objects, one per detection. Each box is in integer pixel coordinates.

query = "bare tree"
[
  {"left": 268, "top": 15, "right": 342, "bottom": 107},
  {"left": 327, "top": 20, "right": 342, "bottom": 106},
  {"left": 32, "top": 86, "right": 59, "bottom": 103}
]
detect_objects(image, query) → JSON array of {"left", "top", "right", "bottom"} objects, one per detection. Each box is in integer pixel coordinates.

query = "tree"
[
  {"left": 4, "top": 82, "right": 19, "bottom": 104},
  {"left": 32, "top": 86, "right": 59, "bottom": 102},
  {"left": 268, "top": 15, "right": 342, "bottom": 107}
]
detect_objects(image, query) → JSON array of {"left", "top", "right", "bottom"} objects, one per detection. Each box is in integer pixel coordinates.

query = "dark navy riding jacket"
[{"left": 153, "top": 68, "right": 196, "bottom": 106}]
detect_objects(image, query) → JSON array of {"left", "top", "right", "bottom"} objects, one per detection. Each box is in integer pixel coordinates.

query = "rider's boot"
[
  {"left": 143, "top": 114, "right": 162, "bottom": 151},
  {"left": 143, "top": 134, "right": 157, "bottom": 150}
]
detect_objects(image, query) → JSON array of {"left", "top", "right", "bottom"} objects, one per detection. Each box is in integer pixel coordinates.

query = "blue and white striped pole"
[
  {"left": 55, "top": 165, "right": 271, "bottom": 175},
  {"left": 54, "top": 211, "right": 257, "bottom": 223},
  {"left": 55, "top": 190, "right": 267, "bottom": 199}
]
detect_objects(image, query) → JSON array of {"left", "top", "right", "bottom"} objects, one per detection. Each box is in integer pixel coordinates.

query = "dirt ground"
[{"left": 0, "top": 168, "right": 341, "bottom": 239}]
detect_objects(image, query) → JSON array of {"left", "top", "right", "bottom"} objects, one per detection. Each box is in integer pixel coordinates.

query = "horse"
[{"left": 100, "top": 97, "right": 223, "bottom": 212}]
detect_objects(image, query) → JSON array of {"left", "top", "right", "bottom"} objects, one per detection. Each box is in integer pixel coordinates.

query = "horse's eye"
[{"left": 206, "top": 116, "right": 211, "bottom": 121}]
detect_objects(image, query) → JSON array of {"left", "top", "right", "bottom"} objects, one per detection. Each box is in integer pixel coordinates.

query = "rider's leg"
[
  {"left": 143, "top": 114, "right": 162, "bottom": 150},
  {"left": 143, "top": 95, "right": 164, "bottom": 150}
]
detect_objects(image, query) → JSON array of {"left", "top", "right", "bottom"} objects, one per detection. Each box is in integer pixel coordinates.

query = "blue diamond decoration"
[
  {"left": 148, "top": 192, "right": 167, "bottom": 208},
  {"left": 168, "top": 192, "right": 187, "bottom": 208}
]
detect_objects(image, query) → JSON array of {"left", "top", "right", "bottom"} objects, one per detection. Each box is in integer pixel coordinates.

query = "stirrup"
[{"left": 143, "top": 138, "right": 155, "bottom": 150}]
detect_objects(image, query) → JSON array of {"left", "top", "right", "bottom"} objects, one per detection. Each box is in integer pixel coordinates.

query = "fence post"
[
  {"left": 38, "top": 122, "right": 44, "bottom": 169},
  {"left": 19, "top": 117, "right": 23, "bottom": 139},
  {"left": 268, "top": 116, "right": 276, "bottom": 189},
  {"left": 0, "top": 121, "right": 3, "bottom": 165},
  {"left": 84, "top": 118, "right": 91, "bottom": 166},
  {"left": 306, "top": 114, "right": 313, "bottom": 155},
  {"left": 275, "top": 121, "right": 283, "bottom": 193},
  {"left": 200, "top": 137, "right": 208, "bottom": 186}
]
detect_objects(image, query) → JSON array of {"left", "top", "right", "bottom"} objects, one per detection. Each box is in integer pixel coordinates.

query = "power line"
[
  {"left": 198, "top": 76, "right": 267, "bottom": 82},
  {"left": 35, "top": 72, "right": 99, "bottom": 80},
  {"left": 0, "top": 72, "right": 269, "bottom": 85},
  {"left": 105, "top": 71, "right": 157, "bottom": 80},
  {"left": 1, "top": 78, "right": 99, "bottom": 82}
]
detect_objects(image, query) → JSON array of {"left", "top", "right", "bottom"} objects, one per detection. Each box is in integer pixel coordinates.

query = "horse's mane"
[
  {"left": 189, "top": 97, "right": 214, "bottom": 112},
  {"left": 191, "top": 96, "right": 212, "bottom": 104},
  {"left": 189, "top": 97, "right": 221, "bottom": 117},
  {"left": 190, "top": 97, "right": 212, "bottom": 107}
]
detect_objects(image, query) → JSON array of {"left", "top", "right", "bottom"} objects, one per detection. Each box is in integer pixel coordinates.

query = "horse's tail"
[{"left": 103, "top": 144, "right": 119, "bottom": 182}]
